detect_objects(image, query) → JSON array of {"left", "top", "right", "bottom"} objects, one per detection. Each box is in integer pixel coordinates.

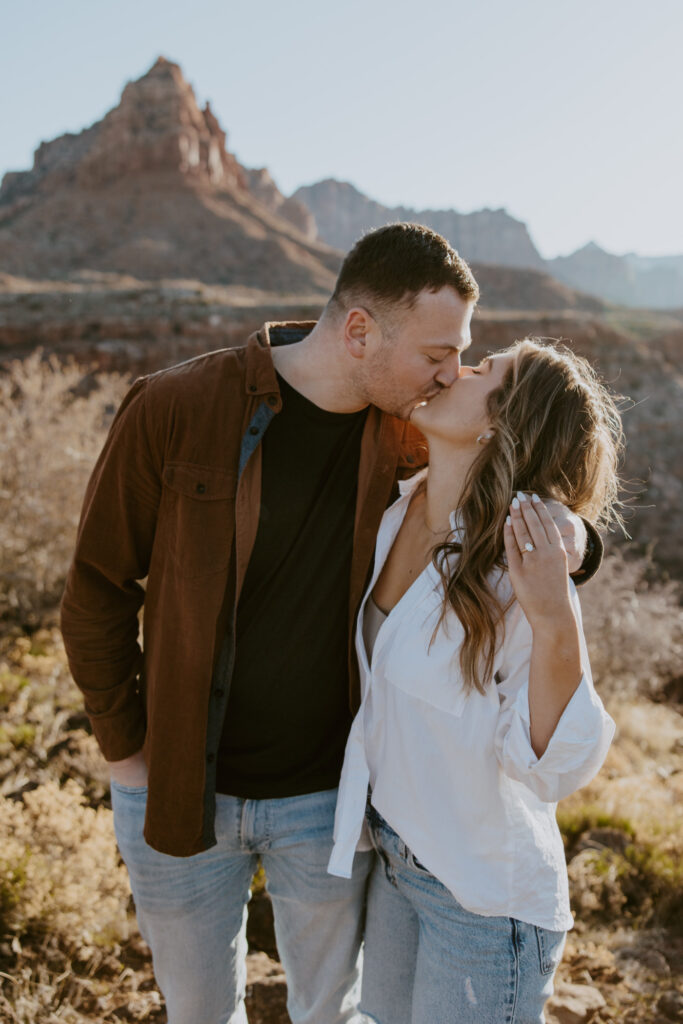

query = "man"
[{"left": 61, "top": 224, "right": 598, "bottom": 1024}]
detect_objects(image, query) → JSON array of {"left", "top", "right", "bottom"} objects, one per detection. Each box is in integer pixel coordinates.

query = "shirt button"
[
  {"left": 267, "top": 395, "right": 278, "bottom": 406},
  {"left": 406, "top": 455, "right": 415, "bottom": 464},
  {"left": 249, "top": 384, "right": 257, "bottom": 392},
  {"left": 249, "top": 426, "right": 259, "bottom": 435},
  {"left": 214, "top": 688, "right": 225, "bottom": 699},
  {"left": 206, "top": 752, "right": 215, "bottom": 763},
  {"left": 196, "top": 483, "right": 206, "bottom": 494}
]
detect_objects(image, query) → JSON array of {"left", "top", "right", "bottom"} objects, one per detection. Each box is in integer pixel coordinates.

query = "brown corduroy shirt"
[{"left": 60, "top": 323, "right": 426, "bottom": 857}]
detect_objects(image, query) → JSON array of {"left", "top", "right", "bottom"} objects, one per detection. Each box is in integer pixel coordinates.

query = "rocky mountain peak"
[
  {"left": 0, "top": 59, "right": 337, "bottom": 289},
  {"left": 76, "top": 56, "right": 247, "bottom": 189},
  {"left": 0, "top": 57, "right": 247, "bottom": 203}
]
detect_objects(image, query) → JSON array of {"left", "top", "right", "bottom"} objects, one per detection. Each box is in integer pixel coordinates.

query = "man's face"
[{"left": 358, "top": 288, "right": 475, "bottom": 420}]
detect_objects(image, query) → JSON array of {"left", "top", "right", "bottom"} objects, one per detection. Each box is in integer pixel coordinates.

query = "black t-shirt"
[{"left": 215, "top": 373, "right": 369, "bottom": 798}]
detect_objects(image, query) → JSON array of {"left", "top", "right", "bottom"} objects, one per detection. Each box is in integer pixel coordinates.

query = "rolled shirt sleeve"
[{"left": 494, "top": 583, "right": 615, "bottom": 803}]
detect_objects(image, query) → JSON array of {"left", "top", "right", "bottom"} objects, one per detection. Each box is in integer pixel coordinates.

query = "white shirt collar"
[{"left": 397, "top": 468, "right": 428, "bottom": 497}]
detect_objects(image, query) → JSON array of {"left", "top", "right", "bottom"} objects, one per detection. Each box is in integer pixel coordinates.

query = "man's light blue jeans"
[
  {"left": 360, "top": 805, "right": 566, "bottom": 1024},
  {"left": 111, "top": 782, "right": 373, "bottom": 1024}
]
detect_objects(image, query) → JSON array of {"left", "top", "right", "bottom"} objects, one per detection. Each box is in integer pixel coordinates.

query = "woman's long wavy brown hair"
[{"left": 432, "top": 337, "right": 625, "bottom": 694}]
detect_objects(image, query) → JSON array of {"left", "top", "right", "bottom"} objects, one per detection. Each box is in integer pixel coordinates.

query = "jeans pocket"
[{"left": 535, "top": 925, "right": 566, "bottom": 975}]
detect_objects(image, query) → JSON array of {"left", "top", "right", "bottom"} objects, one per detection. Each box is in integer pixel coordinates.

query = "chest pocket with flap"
[{"left": 160, "top": 463, "right": 236, "bottom": 578}]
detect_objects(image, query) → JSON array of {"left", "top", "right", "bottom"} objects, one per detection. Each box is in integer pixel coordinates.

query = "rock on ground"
[{"left": 546, "top": 981, "right": 607, "bottom": 1024}]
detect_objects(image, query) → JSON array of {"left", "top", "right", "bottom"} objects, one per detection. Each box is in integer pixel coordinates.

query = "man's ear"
[{"left": 342, "top": 308, "right": 374, "bottom": 360}]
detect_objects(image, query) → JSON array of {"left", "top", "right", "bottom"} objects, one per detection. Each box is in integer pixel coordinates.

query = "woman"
[{"left": 327, "top": 338, "right": 623, "bottom": 1023}]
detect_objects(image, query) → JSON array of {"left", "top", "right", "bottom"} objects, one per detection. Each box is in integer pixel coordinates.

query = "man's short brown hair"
[{"left": 328, "top": 222, "right": 479, "bottom": 322}]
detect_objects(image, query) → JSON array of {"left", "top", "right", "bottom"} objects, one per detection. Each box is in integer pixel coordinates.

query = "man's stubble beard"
[{"left": 357, "top": 346, "right": 419, "bottom": 421}]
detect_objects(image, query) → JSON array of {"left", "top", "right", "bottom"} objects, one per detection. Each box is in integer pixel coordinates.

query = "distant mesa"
[
  {"left": 293, "top": 179, "right": 545, "bottom": 274},
  {"left": 292, "top": 181, "right": 683, "bottom": 309},
  {"left": 549, "top": 242, "right": 683, "bottom": 309}
]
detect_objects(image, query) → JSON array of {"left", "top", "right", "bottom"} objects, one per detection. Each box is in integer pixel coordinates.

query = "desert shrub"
[
  {"left": 578, "top": 550, "right": 683, "bottom": 699},
  {"left": 619, "top": 842, "right": 683, "bottom": 931},
  {"left": 0, "top": 630, "right": 113, "bottom": 808},
  {"left": 0, "top": 780, "right": 130, "bottom": 950},
  {"left": 0, "top": 352, "right": 129, "bottom": 627},
  {"left": 557, "top": 804, "right": 636, "bottom": 851},
  {"left": 568, "top": 834, "right": 683, "bottom": 934}
]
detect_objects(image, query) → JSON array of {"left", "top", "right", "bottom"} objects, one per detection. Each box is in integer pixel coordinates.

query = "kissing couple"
[{"left": 62, "top": 223, "right": 621, "bottom": 1023}]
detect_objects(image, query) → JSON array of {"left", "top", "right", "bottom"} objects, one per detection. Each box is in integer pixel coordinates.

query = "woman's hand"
[
  {"left": 504, "top": 491, "right": 583, "bottom": 757},
  {"left": 543, "top": 500, "right": 587, "bottom": 575},
  {"left": 503, "top": 492, "right": 574, "bottom": 628}
]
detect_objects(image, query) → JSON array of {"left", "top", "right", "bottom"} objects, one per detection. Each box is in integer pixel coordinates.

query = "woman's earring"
[{"left": 476, "top": 432, "right": 494, "bottom": 445}]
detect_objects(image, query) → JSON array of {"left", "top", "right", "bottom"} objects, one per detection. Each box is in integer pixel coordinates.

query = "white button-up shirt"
[{"left": 328, "top": 470, "right": 615, "bottom": 931}]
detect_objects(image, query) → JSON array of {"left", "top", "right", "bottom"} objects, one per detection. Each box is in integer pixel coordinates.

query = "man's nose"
[{"left": 435, "top": 353, "right": 461, "bottom": 387}]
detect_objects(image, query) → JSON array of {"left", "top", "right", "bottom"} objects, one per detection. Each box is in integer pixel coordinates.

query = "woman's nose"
[{"left": 457, "top": 364, "right": 479, "bottom": 379}]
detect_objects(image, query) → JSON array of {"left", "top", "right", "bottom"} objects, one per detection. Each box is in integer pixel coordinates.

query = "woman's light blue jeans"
[
  {"left": 111, "top": 782, "right": 373, "bottom": 1024},
  {"left": 360, "top": 804, "right": 566, "bottom": 1024}
]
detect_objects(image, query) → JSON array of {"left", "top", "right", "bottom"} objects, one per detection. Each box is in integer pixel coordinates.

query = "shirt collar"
[
  {"left": 244, "top": 321, "right": 318, "bottom": 402},
  {"left": 397, "top": 468, "right": 428, "bottom": 496}
]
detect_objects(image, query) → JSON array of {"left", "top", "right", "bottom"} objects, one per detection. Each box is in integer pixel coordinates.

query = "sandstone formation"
[
  {"left": 0, "top": 278, "right": 326, "bottom": 373},
  {"left": 293, "top": 178, "right": 545, "bottom": 271},
  {"left": 0, "top": 58, "right": 340, "bottom": 291}
]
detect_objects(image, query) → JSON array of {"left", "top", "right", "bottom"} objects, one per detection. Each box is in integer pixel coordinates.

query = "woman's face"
[{"left": 410, "top": 351, "right": 516, "bottom": 445}]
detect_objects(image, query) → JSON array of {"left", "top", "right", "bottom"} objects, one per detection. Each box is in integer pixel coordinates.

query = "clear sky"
[{"left": 1, "top": 0, "right": 681, "bottom": 259}]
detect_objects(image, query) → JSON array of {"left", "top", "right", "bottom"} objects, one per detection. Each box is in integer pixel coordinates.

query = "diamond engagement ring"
[{"left": 524, "top": 542, "right": 535, "bottom": 552}]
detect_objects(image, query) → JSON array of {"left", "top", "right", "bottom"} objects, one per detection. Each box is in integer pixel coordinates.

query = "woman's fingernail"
[
  {"left": 505, "top": 515, "right": 512, "bottom": 525},
  {"left": 532, "top": 493, "right": 541, "bottom": 503},
  {"left": 516, "top": 490, "right": 527, "bottom": 502},
  {"left": 511, "top": 497, "right": 520, "bottom": 510}
]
